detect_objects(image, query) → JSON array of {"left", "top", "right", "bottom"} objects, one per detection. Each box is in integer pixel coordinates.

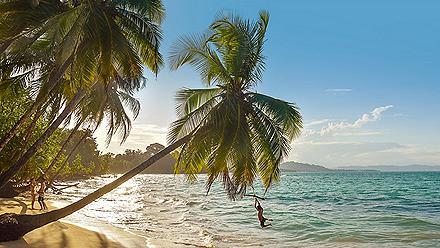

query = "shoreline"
[{"left": 0, "top": 197, "right": 145, "bottom": 248}]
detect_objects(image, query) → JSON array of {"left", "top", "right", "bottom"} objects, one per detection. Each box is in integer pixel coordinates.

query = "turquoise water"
[{"left": 53, "top": 172, "right": 440, "bottom": 247}]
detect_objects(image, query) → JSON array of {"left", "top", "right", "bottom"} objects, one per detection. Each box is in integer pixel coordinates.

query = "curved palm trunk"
[
  {"left": 0, "top": 135, "right": 189, "bottom": 241},
  {"left": 0, "top": 90, "right": 85, "bottom": 190},
  {"left": 0, "top": 55, "right": 74, "bottom": 154},
  {"left": 0, "top": 39, "right": 14, "bottom": 54},
  {"left": 11, "top": 107, "right": 45, "bottom": 161},
  {"left": 43, "top": 121, "right": 83, "bottom": 175},
  {"left": 47, "top": 130, "right": 88, "bottom": 187},
  {"left": 0, "top": 102, "right": 38, "bottom": 153}
]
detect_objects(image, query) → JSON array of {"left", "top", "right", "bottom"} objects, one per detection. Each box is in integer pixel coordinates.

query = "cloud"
[
  {"left": 94, "top": 123, "right": 168, "bottom": 154},
  {"left": 371, "top": 105, "right": 393, "bottom": 120},
  {"left": 290, "top": 104, "right": 440, "bottom": 167},
  {"left": 289, "top": 141, "right": 422, "bottom": 167},
  {"left": 325, "top": 88, "right": 352, "bottom": 92},
  {"left": 304, "top": 105, "right": 393, "bottom": 136},
  {"left": 304, "top": 119, "right": 332, "bottom": 127},
  {"left": 333, "top": 131, "right": 382, "bottom": 136}
]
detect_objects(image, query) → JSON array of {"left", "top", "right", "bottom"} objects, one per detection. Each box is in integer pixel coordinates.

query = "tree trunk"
[
  {"left": 48, "top": 130, "right": 88, "bottom": 187},
  {"left": 0, "top": 102, "right": 38, "bottom": 153},
  {"left": 11, "top": 107, "right": 45, "bottom": 161},
  {"left": 0, "top": 135, "right": 189, "bottom": 241},
  {"left": 0, "top": 55, "right": 74, "bottom": 154},
  {"left": 0, "top": 90, "right": 85, "bottom": 190},
  {"left": 43, "top": 121, "right": 83, "bottom": 175},
  {"left": 0, "top": 39, "right": 13, "bottom": 54}
]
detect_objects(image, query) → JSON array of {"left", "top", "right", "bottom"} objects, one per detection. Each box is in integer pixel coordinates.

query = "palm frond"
[{"left": 169, "top": 34, "right": 231, "bottom": 86}]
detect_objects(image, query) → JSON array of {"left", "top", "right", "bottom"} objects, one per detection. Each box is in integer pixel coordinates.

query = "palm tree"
[
  {"left": 0, "top": 11, "right": 302, "bottom": 241},
  {"left": 44, "top": 75, "right": 142, "bottom": 177},
  {"left": 0, "top": 0, "right": 164, "bottom": 189},
  {"left": 168, "top": 11, "right": 302, "bottom": 198},
  {"left": 48, "top": 129, "right": 90, "bottom": 185},
  {"left": 42, "top": 121, "right": 83, "bottom": 175},
  {"left": 0, "top": 0, "right": 164, "bottom": 153}
]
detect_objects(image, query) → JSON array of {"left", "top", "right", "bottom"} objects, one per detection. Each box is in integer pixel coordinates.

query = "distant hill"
[
  {"left": 280, "top": 161, "right": 331, "bottom": 172},
  {"left": 337, "top": 164, "right": 440, "bottom": 172},
  {"left": 280, "top": 162, "right": 440, "bottom": 173}
]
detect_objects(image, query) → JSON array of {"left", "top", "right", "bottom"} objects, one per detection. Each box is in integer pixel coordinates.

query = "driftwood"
[
  {"left": 244, "top": 194, "right": 266, "bottom": 200},
  {"left": 49, "top": 183, "right": 79, "bottom": 194},
  {"left": 11, "top": 182, "right": 31, "bottom": 193}
]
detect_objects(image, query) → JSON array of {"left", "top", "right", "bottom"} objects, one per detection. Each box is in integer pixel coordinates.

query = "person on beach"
[
  {"left": 255, "top": 198, "right": 272, "bottom": 228},
  {"left": 30, "top": 178, "right": 37, "bottom": 210},
  {"left": 37, "top": 177, "right": 48, "bottom": 210}
]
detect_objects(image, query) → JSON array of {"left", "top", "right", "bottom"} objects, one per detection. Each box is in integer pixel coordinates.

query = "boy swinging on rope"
[{"left": 255, "top": 198, "right": 272, "bottom": 228}]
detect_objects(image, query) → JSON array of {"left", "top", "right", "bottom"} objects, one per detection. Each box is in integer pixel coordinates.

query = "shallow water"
[{"left": 50, "top": 172, "right": 440, "bottom": 247}]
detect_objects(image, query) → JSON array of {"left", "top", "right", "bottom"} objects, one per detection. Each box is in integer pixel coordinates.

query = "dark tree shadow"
[
  {"left": 13, "top": 198, "right": 28, "bottom": 214},
  {"left": 0, "top": 198, "right": 27, "bottom": 214},
  {"left": 96, "top": 232, "right": 111, "bottom": 248}
]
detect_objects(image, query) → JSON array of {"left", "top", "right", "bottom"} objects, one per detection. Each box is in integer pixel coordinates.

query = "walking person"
[
  {"left": 37, "top": 177, "right": 48, "bottom": 210},
  {"left": 30, "top": 178, "right": 37, "bottom": 210}
]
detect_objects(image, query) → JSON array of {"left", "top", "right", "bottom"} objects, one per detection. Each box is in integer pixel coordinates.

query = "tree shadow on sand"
[{"left": 0, "top": 198, "right": 27, "bottom": 214}]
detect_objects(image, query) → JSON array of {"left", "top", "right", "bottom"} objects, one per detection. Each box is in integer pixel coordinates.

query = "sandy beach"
[{"left": 0, "top": 197, "right": 140, "bottom": 248}]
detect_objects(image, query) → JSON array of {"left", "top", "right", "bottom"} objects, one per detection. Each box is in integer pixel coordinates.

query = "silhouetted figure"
[
  {"left": 255, "top": 198, "right": 272, "bottom": 228},
  {"left": 37, "top": 178, "right": 48, "bottom": 210},
  {"left": 30, "top": 179, "right": 36, "bottom": 210}
]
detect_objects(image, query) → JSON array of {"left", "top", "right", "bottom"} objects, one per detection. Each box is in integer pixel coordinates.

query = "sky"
[{"left": 94, "top": 0, "right": 440, "bottom": 167}]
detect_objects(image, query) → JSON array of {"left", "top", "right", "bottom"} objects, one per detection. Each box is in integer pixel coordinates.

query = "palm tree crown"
[{"left": 169, "top": 11, "right": 303, "bottom": 199}]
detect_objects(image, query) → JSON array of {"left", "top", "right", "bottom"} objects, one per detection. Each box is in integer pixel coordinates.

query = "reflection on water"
[{"left": 50, "top": 172, "right": 440, "bottom": 247}]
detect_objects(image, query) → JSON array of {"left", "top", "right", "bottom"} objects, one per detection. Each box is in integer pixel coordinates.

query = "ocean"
[{"left": 50, "top": 172, "right": 440, "bottom": 247}]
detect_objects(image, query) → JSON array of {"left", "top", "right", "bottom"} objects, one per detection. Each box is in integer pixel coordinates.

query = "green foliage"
[
  {"left": 169, "top": 11, "right": 303, "bottom": 199},
  {"left": 0, "top": 90, "right": 65, "bottom": 180},
  {"left": 61, "top": 154, "right": 93, "bottom": 177},
  {"left": 102, "top": 143, "right": 175, "bottom": 174},
  {"left": 0, "top": 0, "right": 165, "bottom": 183}
]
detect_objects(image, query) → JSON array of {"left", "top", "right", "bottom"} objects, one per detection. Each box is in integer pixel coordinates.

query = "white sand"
[{"left": 0, "top": 197, "right": 144, "bottom": 248}]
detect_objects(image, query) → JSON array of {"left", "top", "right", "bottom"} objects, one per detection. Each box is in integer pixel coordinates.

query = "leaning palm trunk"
[
  {"left": 43, "top": 121, "right": 83, "bottom": 175},
  {"left": 47, "top": 130, "right": 88, "bottom": 187},
  {"left": 0, "top": 90, "right": 85, "bottom": 190},
  {"left": 11, "top": 107, "right": 45, "bottom": 160},
  {"left": 0, "top": 135, "right": 189, "bottom": 242},
  {"left": 0, "top": 102, "right": 38, "bottom": 153},
  {"left": 0, "top": 55, "right": 74, "bottom": 154}
]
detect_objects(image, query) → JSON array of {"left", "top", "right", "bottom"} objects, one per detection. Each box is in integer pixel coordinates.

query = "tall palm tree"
[
  {"left": 48, "top": 129, "right": 90, "bottom": 185},
  {"left": 0, "top": 0, "right": 164, "bottom": 189},
  {"left": 168, "top": 11, "right": 302, "bottom": 198},
  {"left": 0, "top": 0, "right": 164, "bottom": 154},
  {"left": 42, "top": 121, "right": 83, "bottom": 175},
  {"left": 44, "top": 75, "right": 142, "bottom": 176},
  {"left": 0, "top": 11, "right": 302, "bottom": 241}
]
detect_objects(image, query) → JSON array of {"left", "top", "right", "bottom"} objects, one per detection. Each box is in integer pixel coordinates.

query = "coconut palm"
[
  {"left": 44, "top": 74, "right": 142, "bottom": 176},
  {"left": 0, "top": 11, "right": 302, "bottom": 241},
  {"left": 48, "top": 128, "right": 90, "bottom": 185},
  {"left": 168, "top": 11, "right": 302, "bottom": 198},
  {"left": 0, "top": 0, "right": 164, "bottom": 189},
  {"left": 0, "top": 0, "right": 164, "bottom": 154}
]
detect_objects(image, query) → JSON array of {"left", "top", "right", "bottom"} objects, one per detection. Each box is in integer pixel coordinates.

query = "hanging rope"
[{"left": 244, "top": 185, "right": 266, "bottom": 200}]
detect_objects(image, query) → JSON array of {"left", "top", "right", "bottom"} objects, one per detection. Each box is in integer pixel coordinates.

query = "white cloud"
[
  {"left": 290, "top": 141, "right": 440, "bottom": 167},
  {"left": 371, "top": 105, "right": 393, "bottom": 120},
  {"left": 333, "top": 131, "right": 382, "bottom": 136},
  {"left": 325, "top": 88, "right": 352, "bottom": 92},
  {"left": 304, "top": 105, "right": 393, "bottom": 137},
  {"left": 94, "top": 123, "right": 168, "bottom": 154},
  {"left": 304, "top": 119, "right": 332, "bottom": 127}
]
